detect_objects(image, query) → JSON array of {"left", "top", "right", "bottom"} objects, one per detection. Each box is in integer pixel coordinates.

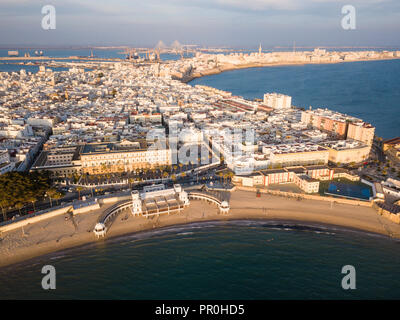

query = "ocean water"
[
  {"left": 1, "top": 221, "right": 400, "bottom": 300},
  {"left": 190, "top": 59, "right": 400, "bottom": 139}
]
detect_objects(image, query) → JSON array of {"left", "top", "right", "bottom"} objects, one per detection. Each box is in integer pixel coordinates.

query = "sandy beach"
[{"left": 1, "top": 190, "right": 400, "bottom": 268}]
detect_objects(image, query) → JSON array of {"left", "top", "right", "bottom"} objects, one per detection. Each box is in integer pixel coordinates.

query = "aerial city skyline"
[{"left": 1, "top": 0, "right": 400, "bottom": 305}]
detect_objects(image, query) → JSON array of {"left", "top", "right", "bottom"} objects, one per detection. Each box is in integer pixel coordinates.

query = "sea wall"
[
  {"left": 72, "top": 203, "right": 101, "bottom": 215},
  {"left": 0, "top": 205, "right": 73, "bottom": 233},
  {"left": 373, "top": 202, "right": 400, "bottom": 224},
  {"left": 379, "top": 208, "right": 400, "bottom": 224},
  {"left": 0, "top": 194, "right": 129, "bottom": 234},
  {"left": 98, "top": 194, "right": 132, "bottom": 204},
  {"left": 237, "top": 186, "right": 373, "bottom": 207}
]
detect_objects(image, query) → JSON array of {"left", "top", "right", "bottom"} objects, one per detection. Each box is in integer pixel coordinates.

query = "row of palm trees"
[
  {"left": 216, "top": 171, "right": 235, "bottom": 185},
  {"left": 0, "top": 171, "right": 60, "bottom": 222},
  {"left": 74, "top": 162, "right": 201, "bottom": 187}
]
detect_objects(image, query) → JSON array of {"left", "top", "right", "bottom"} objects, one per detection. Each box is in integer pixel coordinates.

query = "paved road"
[
  {"left": 1, "top": 170, "right": 227, "bottom": 223},
  {"left": 372, "top": 142, "right": 386, "bottom": 163}
]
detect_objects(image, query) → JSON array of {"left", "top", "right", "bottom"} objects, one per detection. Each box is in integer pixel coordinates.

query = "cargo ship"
[
  {"left": 8, "top": 50, "right": 19, "bottom": 57},
  {"left": 126, "top": 52, "right": 140, "bottom": 60}
]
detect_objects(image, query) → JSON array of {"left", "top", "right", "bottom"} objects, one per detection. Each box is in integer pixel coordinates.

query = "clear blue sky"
[{"left": 1, "top": 0, "right": 400, "bottom": 48}]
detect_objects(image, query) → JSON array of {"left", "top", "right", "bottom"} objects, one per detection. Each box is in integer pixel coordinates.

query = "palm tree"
[
  {"left": 15, "top": 202, "right": 24, "bottom": 215},
  {"left": 227, "top": 171, "right": 234, "bottom": 183},
  {"left": 73, "top": 173, "right": 80, "bottom": 184},
  {"left": 46, "top": 188, "right": 58, "bottom": 207},
  {"left": 53, "top": 192, "right": 64, "bottom": 206},
  {"left": 27, "top": 197, "right": 37, "bottom": 213},
  {"left": 76, "top": 186, "right": 83, "bottom": 200},
  {"left": 225, "top": 173, "right": 230, "bottom": 185},
  {"left": 67, "top": 174, "right": 74, "bottom": 183},
  {"left": 0, "top": 199, "right": 9, "bottom": 221}
]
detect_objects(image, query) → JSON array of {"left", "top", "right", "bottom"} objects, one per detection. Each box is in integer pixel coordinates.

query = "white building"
[
  {"left": 263, "top": 93, "right": 292, "bottom": 109},
  {"left": 131, "top": 184, "right": 190, "bottom": 217}
]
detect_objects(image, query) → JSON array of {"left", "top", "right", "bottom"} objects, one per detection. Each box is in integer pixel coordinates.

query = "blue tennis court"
[{"left": 326, "top": 182, "right": 372, "bottom": 200}]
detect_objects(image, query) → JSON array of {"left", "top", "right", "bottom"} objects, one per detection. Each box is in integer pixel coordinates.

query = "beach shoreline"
[
  {"left": 179, "top": 57, "right": 400, "bottom": 83},
  {"left": 1, "top": 218, "right": 392, "bottom": 272},
  {"left": 1, "top": 190, "right": 399, "bottom": 268}
]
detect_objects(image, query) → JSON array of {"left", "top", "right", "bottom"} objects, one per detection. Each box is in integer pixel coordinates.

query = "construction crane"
[{"left": 123, "top": 48, "right": 139, "bottom": 60}]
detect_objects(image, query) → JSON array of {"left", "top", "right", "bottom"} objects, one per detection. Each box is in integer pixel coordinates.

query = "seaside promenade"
[{"left": 1, "top": 189, "right": 399, "bottom": 268}]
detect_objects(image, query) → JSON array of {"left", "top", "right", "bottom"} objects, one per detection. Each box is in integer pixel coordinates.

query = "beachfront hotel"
[
  {"left": 301, "top": 108, "right": 375, "bottom": 145},
  {"left": 31, "top": 140, "right": 171, "bottom": 176},
  {"left": 347, "top": 122, "right": 375, "bottom": 146},
  {"left": 79, "top": 140, "right": 171, "bottom": 174},
  {"left": 301, "top": 108, "right": 351, "bottom": 138}
]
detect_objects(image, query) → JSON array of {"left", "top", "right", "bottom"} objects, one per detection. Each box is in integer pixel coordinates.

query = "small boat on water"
[{"left": 34, "top": 50, "right": 43, "bottom": 56}]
